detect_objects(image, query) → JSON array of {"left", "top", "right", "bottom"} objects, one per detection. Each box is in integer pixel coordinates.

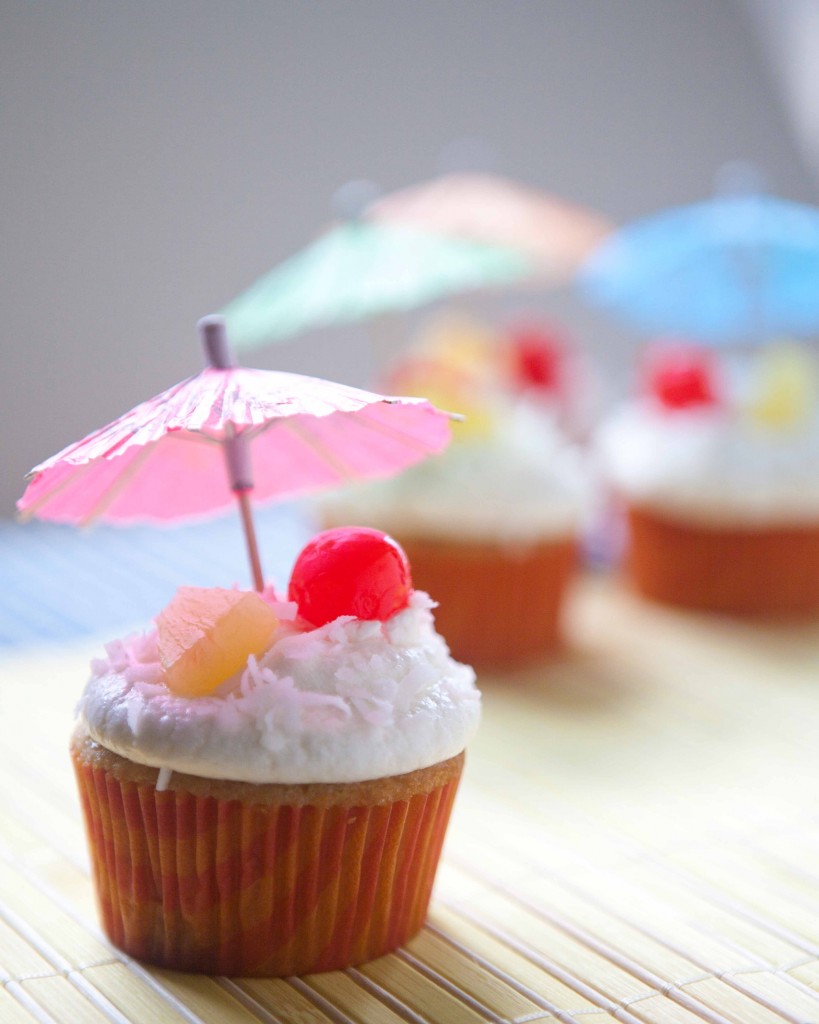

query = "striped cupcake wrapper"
[
  {"left": 396, "top": 535, "right": 578, "bottom": 666},
  {"left": 627, "top": 505, "right": 819, "bottom": 616},
  {"left": 72, "top": 743, "right": 463, "bottom": 976}
]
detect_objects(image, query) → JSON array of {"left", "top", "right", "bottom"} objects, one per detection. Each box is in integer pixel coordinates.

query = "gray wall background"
[{"left": 2, "top": 0, "right": 816, "bottom": 516}]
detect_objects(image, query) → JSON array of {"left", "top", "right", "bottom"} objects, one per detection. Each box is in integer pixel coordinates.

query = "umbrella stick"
[
  {"left": 200, "top": 314, "right": 266, "bottom": 592},
  {"left": 235, "top": 488, "right": 265, "bottom": 592}
]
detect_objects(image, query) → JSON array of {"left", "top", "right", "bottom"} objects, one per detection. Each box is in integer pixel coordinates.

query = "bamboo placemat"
[{"left": 2, "top": 576, "right": 819, "bottom": 1023}]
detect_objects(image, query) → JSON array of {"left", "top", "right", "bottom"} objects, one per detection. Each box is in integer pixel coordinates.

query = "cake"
[
  {"left": 71, "top": 527, "right": 480, "bottom": 976},
  {"left": 321, "top": 314, "right": 592, "bottom": 666},
  {"left": 597, "top": 342, "right": 819, "bottom": 615}
]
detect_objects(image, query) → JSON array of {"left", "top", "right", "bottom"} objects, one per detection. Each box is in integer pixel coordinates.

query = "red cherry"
[
  {"left": 508, "top": 325, "right": 563, "bottom": 393},
  {"left": 288, "top": 527, "right": 413, "bottom": 627},
  {"left": 644, "top": 345, "right": 719, "bottom": 410}
]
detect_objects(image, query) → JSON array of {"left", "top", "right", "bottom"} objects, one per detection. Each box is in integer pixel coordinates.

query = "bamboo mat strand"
[{"left": 443, "top": 805, "right": 819, "bottom": 1011}]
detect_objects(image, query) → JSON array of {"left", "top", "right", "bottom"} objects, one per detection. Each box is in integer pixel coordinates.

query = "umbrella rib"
[
  {"left": 17, "top": 459, "right": 99, "bottom": 522},
  {"left": 344, "top": 404, "right": 455, "bottom": 452},
  {"left": 18, "top": 429, "right": 219, "bottom": 524},
  {"left": 163, "top": 429, "right": 222, "bottom": 445},
  {"left": 242, "top": 403, "right": 452, "bottom": 467},
  {"left": 231, "top": 421, "right": 274, "bottom": 445},
  {"left": 284, "top": 420, "right": 357, "bottom": 483},
  {"left": 78, "top": 443, "right": 157, "bottom": 527}
]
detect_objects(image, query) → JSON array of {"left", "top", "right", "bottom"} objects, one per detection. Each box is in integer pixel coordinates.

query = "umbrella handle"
[
  {"left": 199, "top": 316, "right": 255, "bottom": 491},
  {"left": 199, "top": 315, "right": 265, "bottom": 592},
  {"left": 235, "top": 488, "right": 265, "bottom": 593}
]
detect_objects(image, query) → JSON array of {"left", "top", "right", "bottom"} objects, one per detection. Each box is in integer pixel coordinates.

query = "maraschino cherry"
[
  {"left": 288, "top": 527, "right": 413, "bottom": 627},
  {"left": 644, "top": 344, "right": 719, "bottom": 411},
  {"left": 508, "top": 325, "right": 563, "bottom": 394}
]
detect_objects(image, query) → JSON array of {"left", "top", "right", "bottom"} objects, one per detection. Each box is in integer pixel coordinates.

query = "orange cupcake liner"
[
  {"left": 396, "top": 535, "right": 578, "bottom": 666},
  {"left": 627, "top": 504, "right": 819, "bottom": 616},
  {"left": 72, "top": 737, "right": 463, "bottom": 976}
]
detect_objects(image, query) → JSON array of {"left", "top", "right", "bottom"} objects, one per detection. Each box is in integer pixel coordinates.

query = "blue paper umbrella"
[
  {"left": 579, "top": 194, "right": 819, "bottom": 343},
  {"left": 222, "top": 220, "right": 532, "bottom": 351}
]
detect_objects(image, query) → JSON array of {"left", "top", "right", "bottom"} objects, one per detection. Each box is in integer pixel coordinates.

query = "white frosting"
[
  {"left": 76, "top": 591, "right": 480, "bottom": 785},
  {"left": 597, "top": 399, "right": 819, "bottom": 524},
  {"left": 321, "top": 401, "right": 590, "bottom": 543}
]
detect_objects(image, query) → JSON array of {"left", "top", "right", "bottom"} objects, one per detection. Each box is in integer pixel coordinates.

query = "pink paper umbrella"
[{"left": 17, "top": 317, "right": 453, "bottom": 591}]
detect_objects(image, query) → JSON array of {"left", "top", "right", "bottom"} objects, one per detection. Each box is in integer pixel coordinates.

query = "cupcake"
[
  {"left": 321, "top": 314, "right": 592, "bottom": 666},
  {"left": 597, "top": 342, "right": 819, "bottom": 615},
  {"left": 71, "top": 527, "right": 480, "bottom": 976}
]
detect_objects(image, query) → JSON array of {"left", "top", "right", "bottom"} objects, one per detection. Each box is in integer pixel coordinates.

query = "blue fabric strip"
[{"left": 0, "top": 503, "right": 315, "bottom": 648}]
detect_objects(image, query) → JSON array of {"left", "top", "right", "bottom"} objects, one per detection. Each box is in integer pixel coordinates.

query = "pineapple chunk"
[
  {"left": 156, "top": 587, "right": 278, "bottom": 697},
  {"left": 750, "top": 343, "right": 815, "bottom": 430}
]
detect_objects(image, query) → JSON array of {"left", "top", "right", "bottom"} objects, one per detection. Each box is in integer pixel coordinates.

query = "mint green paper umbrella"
[{"left": 222, "top": 220, "right": 532, "bottom": 350}]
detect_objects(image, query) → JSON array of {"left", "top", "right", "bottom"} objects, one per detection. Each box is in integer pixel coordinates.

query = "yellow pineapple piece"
[
  {"left": 403, "top": 379, "right": 494, "bottom": 442},
  {"left": 156, "top": 587, "right": 278, "bottom": 697},
  {"left": 418, "top": 312, "right": 497, "bottom": 377},
  {"left": 749, "top": 342, "right": 816, "bottom": 430},
  {"left": 447, "top": 395, "right": 496, "bottom": 442}
]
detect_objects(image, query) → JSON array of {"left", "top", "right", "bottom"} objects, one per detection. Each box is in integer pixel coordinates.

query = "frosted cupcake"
[
  {"left": 321, "top": 315, "right": 592, "bottom": 665},
  {"left": 71, "top": 527, "right": 480, "bottom": 976},
  {"left": 597, "top": 342, "right": 819, "bottom": 615}
]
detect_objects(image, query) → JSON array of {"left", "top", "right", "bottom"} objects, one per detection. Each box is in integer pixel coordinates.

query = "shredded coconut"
[{"left": 77, "top": 590, "right": 480, "bottom": 784}]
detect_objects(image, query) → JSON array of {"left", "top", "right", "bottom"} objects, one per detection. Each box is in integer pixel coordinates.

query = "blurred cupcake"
[
  {"left": 71, "top": 527, "right": 480, "bottom": 976},
  {"left": 597, "top": 341, "right": 819, "bottom": 615},
  {"left": 321, "top": 314, "right": 593, "bottom": 666}
]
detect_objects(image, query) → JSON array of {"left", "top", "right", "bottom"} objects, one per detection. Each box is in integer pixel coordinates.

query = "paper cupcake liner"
[
  {"left": 627, "top": 504, "right": 819, "bottom": 616},
  {"left": 71, "top": 737, "right": 463, "bottom": 976},
  {"left": 396, "top": 535, "right": 578, "bottom": 666}
]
